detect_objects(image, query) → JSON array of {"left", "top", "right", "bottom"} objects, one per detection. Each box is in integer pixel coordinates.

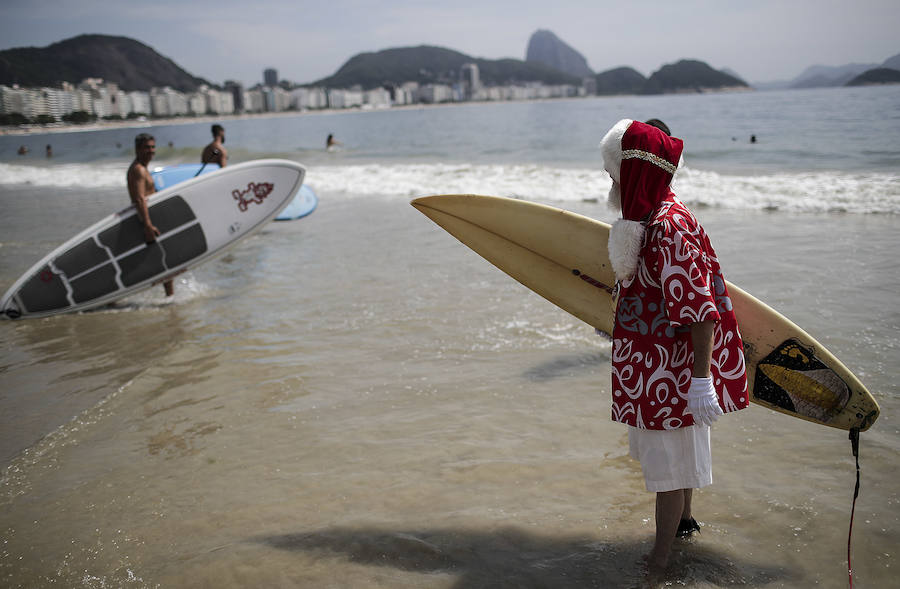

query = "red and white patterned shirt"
[{"left": 611, "top": 194, "right": 749, "bottom": 429}]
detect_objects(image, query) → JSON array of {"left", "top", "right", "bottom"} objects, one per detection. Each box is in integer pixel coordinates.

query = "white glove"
[{"left": 686, "top": 377, "right": 724, "bottom": 426}]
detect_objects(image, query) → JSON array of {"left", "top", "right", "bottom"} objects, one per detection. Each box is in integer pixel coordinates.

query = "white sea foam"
[
  {"left": 0, "top": 162, "right": 125, "bottom": 188},
  {"left": 673, "top": 168, "right": 900, "bottom": 214},
  {"left": 306, "top": 163, "right": 900, "bottom": 214},
  {"left": 308, "top": 163, "right": 608, "bottom": 203},
  {"left": 2, "top": 161, "right": 898, "bottom": 214}
]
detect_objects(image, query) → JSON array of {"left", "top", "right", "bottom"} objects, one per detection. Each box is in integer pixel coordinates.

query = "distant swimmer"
[
  {"left": 17, "top": 145, "right": 28, "bottom": 155},
  {"left": 326, "top": 133, "right": 342, "bottom": 151},
  {"left": 127, "top": 133, "right": 174, "bottom": 297},
  {"left": 201, "top": 124, "right": 228, "bottom": 168},
  {"left": 46, "top": 144, "right": 52, "bottom": 158},
  {"left": 750, "top": 134, "right": 757, "bottom": 144}
]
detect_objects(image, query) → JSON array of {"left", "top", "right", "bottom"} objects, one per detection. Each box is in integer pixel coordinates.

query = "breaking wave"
[{"left": 2, "top": 161, "right": 898, "bottom": 214}]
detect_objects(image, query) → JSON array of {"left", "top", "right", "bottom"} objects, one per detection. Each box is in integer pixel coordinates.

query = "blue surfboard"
[
  {"left": 275, "top": 184, "right": 318, "bottom": 221},
  {"left": 151, "top": 163, "right": 220, "bottom": 191}
]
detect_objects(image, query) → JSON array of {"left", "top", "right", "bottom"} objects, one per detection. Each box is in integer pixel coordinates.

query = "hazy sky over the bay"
[{"left": 2, "top": 0, "right": 898, "bottom": 87}]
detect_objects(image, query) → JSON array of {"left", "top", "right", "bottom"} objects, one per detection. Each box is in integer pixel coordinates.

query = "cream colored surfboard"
[{"left": 411, "top": 194, "right": 879, "bottom": 432}]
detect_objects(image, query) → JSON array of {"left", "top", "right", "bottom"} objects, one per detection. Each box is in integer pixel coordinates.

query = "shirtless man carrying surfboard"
[
  {"left": 127, "top": 133, "right": 174, "bottom": 297},
  {"left": 201, "top": 124, "right": 228, "bottom": 168}
]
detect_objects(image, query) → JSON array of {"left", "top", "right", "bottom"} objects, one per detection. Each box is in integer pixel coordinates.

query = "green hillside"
[
  {"left": 0, "top": 34, "right": 210, "bottom": 92},
  {"left": 312, "top": 46, "right": 581, "bottom": 89},
  {"left": 643, "top": 60, "right": 748, "bottom": 94}
]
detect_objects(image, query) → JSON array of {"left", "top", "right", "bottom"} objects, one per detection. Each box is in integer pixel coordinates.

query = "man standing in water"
[
  {"left": 600, "top": 119, "right": 748, "bottom": 578},
  {"left": 201, "top": 124, "right": 228, "bottom": 168},
  {"left": 127, "top": 133, "right": 174, "bottom": 297}
]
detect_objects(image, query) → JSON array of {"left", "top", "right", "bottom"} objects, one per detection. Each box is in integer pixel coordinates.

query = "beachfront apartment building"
[
  {"left": 363, "top": 87, "right": 391, "bottom": 109},
  {"left": 394, "top": 83, "right": 419, "bottom": 106},
  {"left": 203, "top": 87, "right": 235, "bottom": 115},
  {"left": 290, "top": 87, "right": 328, "bottom": 110},
  {"left": 416, "top": 84, "right": 454, "bottom": 104},
  {"left": 187, "top": 92, "right": 206, "bottom": 117},
  {"left": 327, "top": 88, "right": 364, "bottom": 110},
  {"left": 1, "top": 86, "right": 67, "bottom": 120},
  {"left": 263, "top": 86, "right": 292, "bottom": 113},
  {"left": 150, "top": 87, "right": 188, "bottom": 117},
  {"left": 128, "top": 91, "right": 153, "bottom": 116},
  {"left": 237, "top": 86, "right": 291, "bottom": 114},
  {"left": 0, "top": 84, "right": 104, "bottom": 120},
  {"left": 243, "top": 88, "right": 265, "bottom": 113}
]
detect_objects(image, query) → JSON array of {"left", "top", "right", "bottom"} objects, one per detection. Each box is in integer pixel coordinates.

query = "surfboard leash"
[
  {"left": 194, "top": 149, "right": 221, "bottom": 177},
  {"left": 847, "top": 427, "right": 860, "bottom": 588}
]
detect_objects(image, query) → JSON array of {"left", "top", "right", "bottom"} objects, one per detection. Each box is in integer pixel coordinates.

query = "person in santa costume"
[{"left": 600, "top": 119, "right": 749, "bottom": 576}]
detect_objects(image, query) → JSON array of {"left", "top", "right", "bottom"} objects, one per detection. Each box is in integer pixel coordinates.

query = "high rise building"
[
  {"left": 460, "top": 63, "right": 481, "bottom": 100},
  {"left": 224, "top": 80, "right": 245, "bottom": 112},
  {"left": 461, "top": 63, "right": 480, "bottom": 89},
  {"left": 264, "top": 68, "right": 278, "bottom": 87}
]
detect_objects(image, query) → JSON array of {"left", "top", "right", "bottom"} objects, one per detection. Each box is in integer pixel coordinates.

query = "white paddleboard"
[
  {"left": 411, "top": 194, "right": 880, "bottom": 432},
  {"left": 1, "top": 159, "right": 305, "bottom": 319},
  {"left": 153, "top": 164, "right": 317, "bottom": 222}
]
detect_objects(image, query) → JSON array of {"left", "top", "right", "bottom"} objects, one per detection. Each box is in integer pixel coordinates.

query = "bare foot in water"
[{"left": 640, "top": 553, "right": 668, "bottom": 587}]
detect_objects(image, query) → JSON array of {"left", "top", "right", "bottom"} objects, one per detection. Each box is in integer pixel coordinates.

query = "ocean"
[{"left": 0, "top": 86, "right": 898, "bottom": 588}]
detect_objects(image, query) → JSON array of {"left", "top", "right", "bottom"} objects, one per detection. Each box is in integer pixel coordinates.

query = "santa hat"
[{"left": 600, "top": 119, "right": 683, "bottom": 281}]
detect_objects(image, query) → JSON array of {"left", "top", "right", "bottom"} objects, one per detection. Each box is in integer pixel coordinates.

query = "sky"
[{"left": 2, "top": 0, "right": 898, "bottom": 87}]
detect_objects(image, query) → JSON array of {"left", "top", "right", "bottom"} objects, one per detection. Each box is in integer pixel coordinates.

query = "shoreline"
[
  {"left": 0, "top": 95, "right": 603, "bottom": 138},
  {"left": 0, "top": 109, "right": 358, "bottom": 137}
]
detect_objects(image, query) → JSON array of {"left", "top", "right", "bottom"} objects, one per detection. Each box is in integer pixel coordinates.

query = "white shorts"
[{"left": 628, "top": 425, "right": 712, "bottom": 492}]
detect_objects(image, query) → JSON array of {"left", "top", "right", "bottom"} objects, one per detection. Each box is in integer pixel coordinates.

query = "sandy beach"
[
  {"left": 0, "top": 109, "right": 334, "bottom": 136},
  {"left": 0, "top": 98, "right": 522, "bottom": 138}
]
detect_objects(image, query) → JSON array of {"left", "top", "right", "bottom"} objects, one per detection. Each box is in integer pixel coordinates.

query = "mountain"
[
  {"left": 881, "top": 52, "right": 900, "bottom": 70},
  {"left": 311, "top": 45, "right": 580, "bottom": 89},
  {"left": 790, "top": 62, "right": 878, "bottom": 88},
  {"left": 758, "top": 54, "right": 900, "bottom": 89},
  {"left": 525, "top": 30, "right": 593, "bottom": 78},
  {"left": 0, "top": 34, "right": 210, "bottom": 92},
  {"left": 642, "top": 60, "right": 749, "bottom": 94},
  {"left": 846, "top": 68, "right": 900, "bottom": 86},
  {"left": 594, "top": 66, "right": 646, "bottom": 95}
]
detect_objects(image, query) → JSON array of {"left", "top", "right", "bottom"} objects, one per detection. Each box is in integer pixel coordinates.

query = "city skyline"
[
  {"left": 2, "top": 61, "right": 591, "bottom": 124},
  {"left": 1, "top": 0, "right": 898, "bottom": 88}
]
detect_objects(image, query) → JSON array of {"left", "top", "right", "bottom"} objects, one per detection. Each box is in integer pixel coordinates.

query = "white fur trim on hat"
[
  {"left": 607, "top": 180, "right": 622, "bottom": 213},
  {"left": 608, "top": 219, "right": 645, "bottom": 282},
  {"left": 600, "top": 119, "right": 633, "bottom": 183}
]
